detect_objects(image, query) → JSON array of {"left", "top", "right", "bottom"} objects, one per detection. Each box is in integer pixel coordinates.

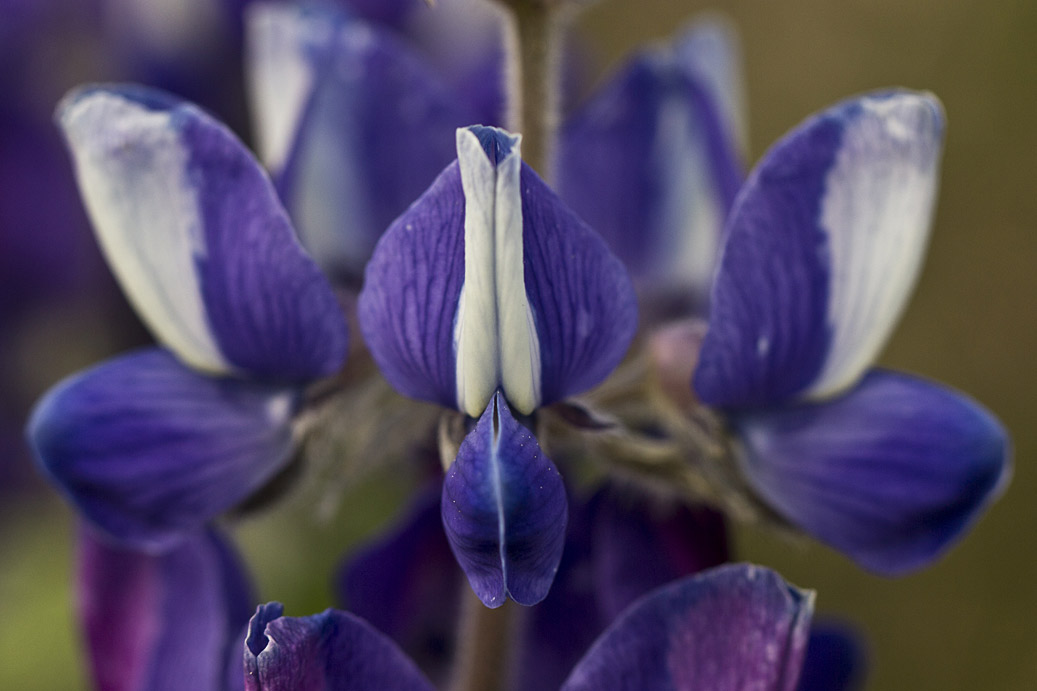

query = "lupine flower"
[
  {"left": 688, "top": 90, "right": 1011, "bottom": 574},
  {"left": 246, "top": 563, "right": 814, "bottom": 691},
  {"left": 76, "top": 525, "right": 254, "bottom": 691},
  {"left": 28, "top": 86, "right": 348, "bottom": 551},
  {"left": 557, "top": 17, "right": 745, "bottom": 313},
  {"left": 357, "top": 125, "right": 638, "bottom": 606},
  {"left": 553, "top": 16, "right": 1009, "bottom": 573}
]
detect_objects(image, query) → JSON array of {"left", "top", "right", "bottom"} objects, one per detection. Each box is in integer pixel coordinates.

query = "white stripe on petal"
[
  {"left": 60, "top": 91, "right": 229, "bottom": 374},
  {"left": 808, "top": 93, "right": 943, "bottom": 399},
  {"left": 454, "top": 128, "right": 541, "bottom": 417},
  {"left": 494, "top": 135, "right": 541, "bottom": 415},
  {"left": 456, "top": 129, "right": 504, "bottom": 417}
]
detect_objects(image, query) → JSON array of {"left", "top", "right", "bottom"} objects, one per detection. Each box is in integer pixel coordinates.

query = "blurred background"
[{"left": 1, "top": 0, "right": 1034, "bottom": 688}]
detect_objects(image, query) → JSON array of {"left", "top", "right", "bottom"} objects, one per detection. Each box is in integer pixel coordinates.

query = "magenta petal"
[
  {"left": 563, "top": 563, "right": 814, "bottom": 691},
  {"left": 78, "top": 526, "right": 253, "bottom": 691}
]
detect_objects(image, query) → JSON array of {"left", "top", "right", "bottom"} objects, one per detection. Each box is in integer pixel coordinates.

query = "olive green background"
[{"left": 1, "top": 1, "right": 1035, "bottom": 688}]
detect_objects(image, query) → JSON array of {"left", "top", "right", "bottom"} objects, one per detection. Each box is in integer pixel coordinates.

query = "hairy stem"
[{"left": 449, "top": 589, "right": 519, "bottom": 691}]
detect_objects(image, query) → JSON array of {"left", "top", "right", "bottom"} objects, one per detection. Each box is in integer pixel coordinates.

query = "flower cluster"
[{"left": 25, "top": 1, "right": 1010, "bottom": 689}]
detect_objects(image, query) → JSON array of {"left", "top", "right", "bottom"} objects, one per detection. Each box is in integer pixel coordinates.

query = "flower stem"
[
  {"left": 449, "top": 588, "right": 519, "bottom": 691},
  {"left": 501, "top": 0, "right": 562, "bottom": 178}
]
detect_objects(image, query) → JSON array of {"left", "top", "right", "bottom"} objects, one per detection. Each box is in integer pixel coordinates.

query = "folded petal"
[
  {"left": 28, "top": 348, "right": 299, "bottom": 551},
  {"left": 246, "top": 3, "right": 472, "bottom": 281},
  {"left": 733, "top": 370, "right": 1010, "bottom": 574},
  {"left": 338, "top": 487, "right": 462, "bottom": 682},
  {"left": 244, "top": 603, "right": 434, "bottom": 691},
  {"left": 58, "top": 85, "right": 347, "bottom": 382},
  {"left": 557, "top": 22, "right": 742, "bottom": 299},
  {"left": 78, "top": 526, "right": 254, "bottom": 691},
  {"left": 441, "top": 392, "right": 567, "bottom": 607},
  {"left": 359, "top": 126, "right": 637, "bottom": 414},
  {"left": 562, "top": 563, "right": 814, "bottom": 691},
  {"left": 695, "top": 91, "right": 944, "bottom": 408}
]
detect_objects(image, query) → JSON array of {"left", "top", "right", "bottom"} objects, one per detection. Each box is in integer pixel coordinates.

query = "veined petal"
[
  {"left": 557, "top": 25, "right": 742, "bottom": 299},
  {"left": 357, "top": 158, "right": 466, "bottom": 409},
  {"left": 28, "top": 348, "right": 299, "bottom": 551},
  {"left": 244, "top": 603, "right": 434, "bottom": 691},
  {"left": 562, "top": 563, "right": 814, "bottom": 691},
  {"left": 246, "top": 4, "right": 471, "bottom": 281},
  {"left": 358, "top": 126, "right": 637, "bottom": 414},
  {"left": 441, "top": 392, "right": 567, "bottom": 607},
  {"left": 733, "top": 370, "right": 1010, "bottom": 575},
  {"left": 58, "top": 85, "right": 347, "bottom": 382},
  {"left": 520, "top": 155, "right": 638, "bottom": 405},
  {"left": 695, "top": 91, "right": 944, "bottom": 408},
  {"left": 77, "top": 527, "right": 253, "bottom": 691}
]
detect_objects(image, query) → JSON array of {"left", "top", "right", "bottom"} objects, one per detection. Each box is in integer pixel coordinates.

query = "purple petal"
[
  {"left": 246, "top": 4, "right": 473, "bottom": 282},
  {"left": 78, "top": 526, "right": 254, "bottom": 691},
  {"left": 797, "top": 623, "right": 867, "bottom": 691},
  {"left": 562, "top": 563, "right": 814, "bottom": 691},
  {"left": 243, "top": 603, "right": 433, "bottom": 691},
  {"left": 28, "top": 348, "right": 299, "bottom": 551},
  {"left": 357, "top": 159, "right": 465, "bottom": 409},
  {"left": 441, "top": 392, "right": 567, "bottom": 607},
  {"left": 521, "top": 152, "right": 639, "bottom": 405},
  {"left": 338, "top": 487, "right": 462, "bottom": 681},
  {"left": 58, "top": 85, "right": 347, "bottom": 382},
  {"left": 733, "top": 370, "right": 1010, "bottom": 574},
  {"left": 590, "top": 488, "right": 729, "bottom": 621},
  {"left": 557, "top": 27, "right": 743, "bottom": 299},
  {"left": 695, "top": 91, "right": 944, "bottom": 408}
]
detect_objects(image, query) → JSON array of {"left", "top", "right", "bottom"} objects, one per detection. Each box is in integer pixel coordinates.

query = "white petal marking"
[
  {"left": 60, "top": 91, "right": 229, "bottom": 374},
  {"left": 808, "top": 93, "right": 943, "bottom": 399},
  {"left": 454, "top": 128, "right": 541, "bottom": 417}
]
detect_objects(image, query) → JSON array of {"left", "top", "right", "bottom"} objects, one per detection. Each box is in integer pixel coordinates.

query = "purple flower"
[
  {"left": 246, "top": 563, "right": 815, "bottom": 691},
  {"left": 557, "top": 17, "right": 746, "bottom": 314},
  {"left": 691, "top": 90, "right": 1010, "bottom": 573},
  {"left": 27, "top": 85, "right": 348, "bottom": 551},
  {"left": 357, "top": 125, "right": 638, "bottom": 606},
  {"left": 555, "top": 20, "right": 1009, "bottom": 573}
]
